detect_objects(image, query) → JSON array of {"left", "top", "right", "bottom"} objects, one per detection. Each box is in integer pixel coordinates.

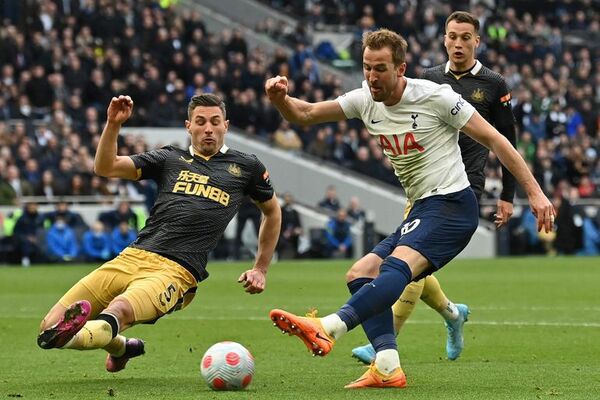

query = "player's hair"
[
  {"left": 362, "top": 29, "right": 408, "bottom": 66},
  {"left": 445, "top": 11, "right": 480, "bottom": 33},
  {"left": 187, "top": 93, "right": 227, "bottom": 119}
]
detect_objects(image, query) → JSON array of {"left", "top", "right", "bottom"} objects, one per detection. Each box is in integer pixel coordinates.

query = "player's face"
[
  {"left": 363, "top": 46, "right": 406, "bottom": 105},
  {"left": 444, "top": 20, "right": 480, "bottom": 71},
  {"left": 185, "top": 106, "right": 229, "bottom": 157}
]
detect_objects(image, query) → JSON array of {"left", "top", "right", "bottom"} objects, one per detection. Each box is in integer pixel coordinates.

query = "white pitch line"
[
  {"left": 472, "top": 306, "right": 600, "bottom": 312},
  {"left": 167, "top": 315, "right": 600, "bottom": 328},
  {"left": 5, "top": 314, "right": 599, "bottom": 327},
  {"left": 190, "top": 305, "right": 600, "bottom": 312}
]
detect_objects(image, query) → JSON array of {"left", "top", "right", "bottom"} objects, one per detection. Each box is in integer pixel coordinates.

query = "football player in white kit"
[{"left": 265, "top": 29, "right": 554, "bottom": 389}]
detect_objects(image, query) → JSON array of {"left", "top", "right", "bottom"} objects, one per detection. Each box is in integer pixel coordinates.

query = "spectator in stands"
[
  {"left": 23, "top": 158, "right": 42, "bottom": 188},
  {"left": 578, "top": 175, "right": 596, "bottom": 198},
  {"left": 99, "top": 201, "right": 138, "bottom": 231},
  {"left": 350, "top": 146, "right": 372, "bottom": 175},
  {"left": 306, "top": 127, "right": 331, "bottom": 159},
  {"left": 110, "top": 221, "right": 136, "bottom": 257},
  {"left": 46, "top": 215, "right": 79, "bottom": 262},
  {"left": 0, "top": 174, "right": 17, "bottom": 205},
  {"left": 234, "top": 196, "right": 262, "bottom": 259},
  {"left": 272, "top": 120, "right": 303, "bottom": 151},
  {"left": 34, "top": 169, "right": 67, "bottom": 200},
  {"left": 13, "top": 202, "right": 45, "bottom": 267},
  {"left": 0, "top": 96, "right": 11, "bottom": 121},
  {"left": 517, "top": 131, "right": 536, "bottom": 165},
  {"left": 25, "top": 64, "right": 54, "bottom": 117},
  {"left": 318, "top": 185, "right": 341, "bottom": 213},
  {"left": 43, "top": 201, "right": 87, "bottom": 232},
  {"left": 289, "top": 42, "right": 316, "bottom": 80},
  {"left": 89, "top": 176, "right": 113, "bottom": 197},
  {"left": 225, "top": 28, "right": 248, "bottom": 59},
  {"left": 578, "top": 216, "right": 600, "bottom": 256},
  {"left": 377, "top": 2, "right": 403, "bottom": 33},
  {"left": 324, "top": 208, "right": 353, "bottom": 259},
  {"left": 81, "top": 221, "right": 112, "bottom": 262},
  {"left": 148, "top": 92, "right": 179, "bottom": 127},
  {"left": 346, "top": 196, "right": 366, "bottom": 224},
  {"left": 330, "top": 130, "right": 355, "bottom": 168},
  {"left": 553, "top": 187, "right": 584, "bottom": 255},
  {"left": 84, "top": 68, "right": 111, "bottom": 110},
  {"left": 69, "top": 173, "right": 91, "bottom": 196},
  {"left": 6, "top": 164, "right": 34, "bottom": 197},
  {"left": 278, "top": 192, "right": 303, "bottom": 259}
]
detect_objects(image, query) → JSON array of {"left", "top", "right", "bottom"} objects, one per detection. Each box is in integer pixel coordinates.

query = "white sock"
[
  {"left": 375, "top": 349, "right": 401, "bottom": 374},
  {"left": 320, "top": 313, "right": 347, "bottom": 340},
  {"left": 439, "top": 301, "right": 459, "bottom": 321}
]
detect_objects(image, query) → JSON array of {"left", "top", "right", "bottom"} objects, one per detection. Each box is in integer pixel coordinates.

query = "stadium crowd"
[{"left": 0, "top": 0, "right": 598, "bottom": 261}]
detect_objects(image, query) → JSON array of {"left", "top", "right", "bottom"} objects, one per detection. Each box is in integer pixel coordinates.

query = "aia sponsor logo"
[{"left": 379, "top": 133, "right": 424, "bottom": 156}]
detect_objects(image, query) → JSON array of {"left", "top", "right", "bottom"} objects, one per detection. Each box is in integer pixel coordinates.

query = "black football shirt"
[
  {"left": 129, "top": 144, "right": 274, "bottom": 281},
  {"left": 422, "top": 61, "right": 517, "bottom": 201}
]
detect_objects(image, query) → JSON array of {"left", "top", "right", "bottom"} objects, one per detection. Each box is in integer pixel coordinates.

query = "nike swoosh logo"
[
  {"left": 315, "top": 332, "right": 332, "bottom": 343},
  {"left": 180, "top": 156, "right": 194, "bottom": 163},
  {"left": 371, "top": 119, "right": 383, "bottom": 124}
]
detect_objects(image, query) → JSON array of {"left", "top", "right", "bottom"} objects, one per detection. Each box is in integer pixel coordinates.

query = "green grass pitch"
[{"left": 1, "top": 257, "right": 599, "bottom": 399}]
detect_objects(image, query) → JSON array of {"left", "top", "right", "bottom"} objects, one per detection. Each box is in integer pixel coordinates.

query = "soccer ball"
[{"left": 200, "top": 341, "right": 255, "bottom": 390}]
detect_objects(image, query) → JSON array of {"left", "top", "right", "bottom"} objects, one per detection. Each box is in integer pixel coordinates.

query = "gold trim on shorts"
[{"left": 62, "top": 247, "right": 197, "bottom": 323}]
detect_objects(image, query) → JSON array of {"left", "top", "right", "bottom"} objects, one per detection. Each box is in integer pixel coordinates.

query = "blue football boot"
[
  {"left": 351, "top": 343, "right": 376, "bottom": 365},
  {"left": 445, "top": 303, "right": 470, "bottom": 360}
]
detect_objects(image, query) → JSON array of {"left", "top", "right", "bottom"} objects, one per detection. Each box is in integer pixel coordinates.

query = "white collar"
[
  {"left": 445, "top": 60, "right": 482, "bottom": 75},
  {"left": 188, "top": 144, "right": 229, "bottom": 157}
]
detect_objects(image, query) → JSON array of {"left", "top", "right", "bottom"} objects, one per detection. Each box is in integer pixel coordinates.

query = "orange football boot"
[
  {"left": 269, "top": 309, "right": 335, "bottom": 356},
  {"left": 344, "top": 364, "right": 407, "bottom": 389}
]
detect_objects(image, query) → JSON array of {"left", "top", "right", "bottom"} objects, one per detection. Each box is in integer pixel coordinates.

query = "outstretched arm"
[
  {"left": 94, "top": 95, "right": 138, "bottom": 180},
  {"left": 461, "top": 112, "right": 555, "bottom": 233},
  {"left": 238, "top": 195, "right": 282, "bottom": 294},
  {"left": 494, "top": 122, "right": 517, "bottom": 228},
  {"left": 265, "top": 75, "right": 346, "bottom": 125}
]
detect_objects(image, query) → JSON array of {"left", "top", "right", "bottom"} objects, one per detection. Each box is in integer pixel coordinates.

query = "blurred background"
[{"left": 0, "top": 0, "right": 598, "bottom": 267}]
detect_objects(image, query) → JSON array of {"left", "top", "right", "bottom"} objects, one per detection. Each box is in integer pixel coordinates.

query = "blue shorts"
[{"left": 372, "top": 188, "right": 479, "bottom": 277}]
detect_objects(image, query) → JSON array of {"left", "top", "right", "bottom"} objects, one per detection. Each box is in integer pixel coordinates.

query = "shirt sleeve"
[
  {"left": 245, "top": 155, "right": 275, "bottom": 202},
  {"left": 491, "top": 79, "right": 517, "bottom": 203},
  {"left": 432, "top": 84, "right": 476, "bottom": 130},
  {"left": 130, "top": 146, "right": 173, "bottom": 181},
  {"left": 490, "top": 78, "right": 517, "bottom": 130},
  {"left": 337, "top": 86, "right": 366, "bottom": 120}
]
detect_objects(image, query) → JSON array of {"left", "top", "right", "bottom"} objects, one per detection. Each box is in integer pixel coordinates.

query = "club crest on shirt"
[
  {"left": 411, "top": 114, "right": 418, "bottom": 129},
  {"left": 471, "top": 88, "right": 485, "bottom": 103},
  {"left": 228, "top": 163, "right": 242, "bottom": 177}
]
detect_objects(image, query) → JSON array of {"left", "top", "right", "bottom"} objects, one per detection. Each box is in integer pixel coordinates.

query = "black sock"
[{"left": 97, "top": 313, "right": 119, "bottom": 339}]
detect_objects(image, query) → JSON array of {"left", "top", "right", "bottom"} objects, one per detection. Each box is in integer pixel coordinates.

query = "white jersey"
[{"left": 338, "top": 78, "right": 475, "bottom": 201}]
